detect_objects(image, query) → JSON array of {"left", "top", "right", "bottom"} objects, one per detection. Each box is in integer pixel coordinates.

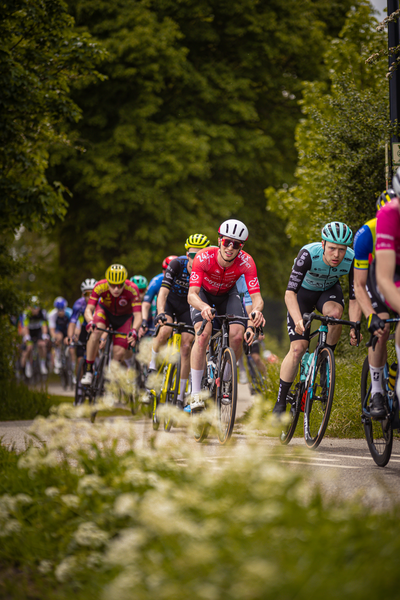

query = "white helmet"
[
  {"left": 81, "top": 278, "right": 97, "bottom": 293},
  {"left": 393, "top": 167, "right": 400, "bottom": 198},
  {"left": 218, "top": 219, "right": 248, "bottom": 242}
]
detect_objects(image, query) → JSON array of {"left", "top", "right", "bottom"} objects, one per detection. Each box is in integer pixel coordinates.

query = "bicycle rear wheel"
[
  {"left": 247, "top": 357, "right": 267, "bottom": 396},
  {"left": 164, "top": 356, "right": 181, "bottom": 432},
  {"left": 361, "top": 356, "right": 393, "bottom": 467},
  {"left": 217, "top": 347, "right": 237, "bottom": 444},
  {"left": 304, "top": 347, "right": 335, "bottom": 449},
  {"left": 280, "top": 378, "right": 303, "bottom": 445}
]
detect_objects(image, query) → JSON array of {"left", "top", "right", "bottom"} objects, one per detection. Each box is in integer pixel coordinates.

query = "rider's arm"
[
  {"left": 376, "top": 249, "right": 400, "bottom": 313},
  {"left": 353, "top": 268, "right": 374, "bottom": 319},
  {"left": 285, "top": 290, "right": 304, "bottom": 331},
  {"left": 157, "top": 286, "right": 169, "bottom": 314},
  {"left": 248, "top": 292, "right": 265, "bottom": 328},
  {"left": 188, "top": 285, "right": 214, "bottom": 320},
  {"left": 284, "top": 247, "right": 312, "bottom": 334},
  {"left": 84, "top": 303, "right": 95, "bottom": 325}
]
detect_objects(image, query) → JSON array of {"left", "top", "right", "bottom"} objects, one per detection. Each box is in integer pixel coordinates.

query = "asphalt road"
[{"left": 2, "top": 382, "right": 400, "bottom": 510}]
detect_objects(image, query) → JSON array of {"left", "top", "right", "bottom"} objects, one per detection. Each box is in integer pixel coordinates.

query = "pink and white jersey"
[
  {"left": 376, "top": 198, "right": 400, "bottom": 265},
  {"left": 189, "top": 246, "right": 260, "bottom": 296}
]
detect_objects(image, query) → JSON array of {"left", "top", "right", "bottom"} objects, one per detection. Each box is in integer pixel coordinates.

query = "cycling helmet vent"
[
  {"left": 218, "top": 219, "right": 248, "bottom": 242},
  {"left": 130, "top": 275, "right": 148, "bottom": 290},
  {"left": 185, "top": 233, "right": 211, "bottom": 250},
  {"left": 81, "top": 278, "right": 97, "bottom": 293},
  {"left": 376, "top": 188, "right": 396, "bottom": 211},
  {"left": 162, "top": 255, "right": 178, "bottom": 270},
  {"left": 321, "top": 221, "right": 353, "bottom": 246},
  {"left": 105, "top": 264, "right": 128, "bottom": 285}
]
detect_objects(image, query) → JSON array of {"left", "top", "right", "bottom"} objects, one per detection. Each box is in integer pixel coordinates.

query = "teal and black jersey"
[{"left": 287, "top": 242, "right": 355, "bottom": 299}]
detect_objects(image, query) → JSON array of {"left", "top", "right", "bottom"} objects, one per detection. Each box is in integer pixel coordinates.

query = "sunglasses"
[
  {"left": 221, "top": 238, "right": 243, "bottom": 250},
  {"left": 109, "top": 283, "right": 124, "bottom": 289},
  {"left": 188, "top": 252, "right": 197, "bottom": 259},
  {"left": 83, "top": 291, "right": 92, "bottom": 299}
]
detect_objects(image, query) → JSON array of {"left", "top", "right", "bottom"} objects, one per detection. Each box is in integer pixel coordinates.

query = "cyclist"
[
  {"left": 188, "top": 219, "right": 264, "bottom": 411},
  {"left": 141, "top": 256, "right": 177, "bottom": 337},
  {"left": 374, "top": 168, "right": 400, "bottom": 407},
  {"left": 130, "top": 275, "right": 148, "bottom": 302},
  {"left": 48, "top": 297, "right": 73, "bottom": 374},
  {"left": 237, "top": 274, "right": 267, "bottom": 381},
  {"left": 354, "top": 189, "right": 396, "bottom": 419},
  {"left": 66, "top": 278, "right": 97, "bottom": 379},
  {"left": 272, "top": 221, "right": 359, "bottom": 416},
  {"left": 152, "top": 233, "right": 211, "bottom": 407},
  {"left": 80, "top": 264, "right": 142, "bottom": 385},
  {"left": 21, "top": 296, "right": 49, "bottom": 377}
]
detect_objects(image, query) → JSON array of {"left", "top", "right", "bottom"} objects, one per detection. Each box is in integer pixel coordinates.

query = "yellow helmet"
[
  {"left": 185, "top": 233, "right": 211, "bottom": 251},
  {"left": 105, "top": 264, "right": 128, "bottom": 285}
]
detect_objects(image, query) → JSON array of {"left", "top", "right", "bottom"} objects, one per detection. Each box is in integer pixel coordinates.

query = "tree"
[
  {"left": 51, "top": 0, "right": 358, "bottom": 300},
  {"left": 266, "top": 2, "right": 388, "bottom": 247}
]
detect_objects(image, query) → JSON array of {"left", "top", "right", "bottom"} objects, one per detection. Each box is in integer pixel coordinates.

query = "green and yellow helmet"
[
  {"left": 185, "top": 233, "right": 211, "bottom": 251},
  {"left": 105, "top": 264, "right": 128, "bottom": 285}
]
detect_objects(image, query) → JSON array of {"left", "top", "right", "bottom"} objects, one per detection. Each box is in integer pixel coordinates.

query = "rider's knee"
[
  {"left": 326, "top": 306, "right": 343, "bottom": 320},
  {"left": 180, "top": 342, "right": 191, "bottom": 359},
  {"left": 290, "top": 343, "right": 307, "bottom": 362},
  {"left": 196, "top": 332, "right": 210, "bottom": 351}
]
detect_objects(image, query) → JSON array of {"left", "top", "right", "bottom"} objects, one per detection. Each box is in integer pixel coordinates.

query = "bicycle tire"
[
  {"left": 74, "top": 357, "right": 87, "bottom": 406},
  {"left": 90, "top": 355, "right": 106, "bottom": 423},
  {"left": 304, "top": 347, "right": 335, "bottom": 449},
  {"left": 217, "top": 347, "right": 237, "bottom": 444},
  {"left": 164, "top": 356, "right": 181, "bottom": 432},
  {"left": 247, "top": 357, "right": 267, "bottom": 396},
  {"left": 280, "top": 379, "right": 303, "bottom": 446},
  {"left": 360, "top": 355, "right": 393, "bottom": 467}
]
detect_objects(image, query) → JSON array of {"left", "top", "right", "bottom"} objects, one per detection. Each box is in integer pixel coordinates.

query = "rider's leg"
[
  {"left": 273, "top": 339, "right": 309, "bottom": 413},
  {"left": 320, "top": 300, "right": 344, "bottom": 348},
  {"left": 368, "top": 311, "right": 390, "bottom": 395},
  {"left": 178, "top": 331, "right": 194, "bottom": 401},
  {"left": 190, "top": 321, "right": 212, "bottom": 395},
  {"left": 149, "top": 315, "right": 173, "bottom": 370}
]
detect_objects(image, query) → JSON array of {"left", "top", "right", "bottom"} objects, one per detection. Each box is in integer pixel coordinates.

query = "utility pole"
[{"left": 388, "top": 0, "right": 400, "bottom": 184}]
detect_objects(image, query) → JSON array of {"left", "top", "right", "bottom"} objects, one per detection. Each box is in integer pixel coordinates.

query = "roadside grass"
[
  {"left": 0, "top": 409, "right": 400, "bottom": 600},
  {"left": 0, "top": 382, "right": 70, "bottom": 422}
]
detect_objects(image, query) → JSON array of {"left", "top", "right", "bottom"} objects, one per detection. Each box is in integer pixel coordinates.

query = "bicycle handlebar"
[
  {"left": 303, "top": 312, "right": 361, "bottom": 347},
  {"left": 366, "top": 316, "right": 400, "bottom": 350},
  {"left": 92, "top": 325, "right": 127, "bottom": 336},
  {"left": 197, "top": 309, "right": 250, "bottom": 336},
  {"left": 154, "top": 321, "right": 195, "bottom": 337}
]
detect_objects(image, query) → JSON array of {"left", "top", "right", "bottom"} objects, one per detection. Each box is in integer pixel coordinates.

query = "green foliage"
[
  {"left": 266, "top": 2, "right": 388, "bottom": 247},
  {"left": 0, "top": 411, "right": 400, "bottom": 599},
  {"left": 0, "top": 0, "right": 106, "bottom": 235},
  {"left": 49, "top": 0, "right": 358, "bottom": 297},
  {"left": 0, "top": 382, "right": 57, "bottom": 421}
]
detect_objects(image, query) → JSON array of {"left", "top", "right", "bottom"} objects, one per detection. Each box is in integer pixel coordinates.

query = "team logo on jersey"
[
  {"left": 191, "top": 272, "right": 200, "bottom": 282},
  {"left": 239, "top": 254, "right": 252, "bottom": 269},
  {"left": 119, "top": 298, "right": 128, "bottom": 306},
  {"left": 198, "top": 251, "right": 211, "bottom": 263},
  {"left": 248, "top": 277, "right": 259, "bottom": 289}
]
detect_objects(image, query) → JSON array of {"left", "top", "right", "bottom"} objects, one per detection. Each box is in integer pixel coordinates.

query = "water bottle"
[
  {"left": 300, "top": 350, "right": 310, "bottom": 382},
  {"left": 388, "top": 362, "right": 397, "bottom": 391},
  {"left": 207, "top": 359, "right": 216, "bottom": 384}
]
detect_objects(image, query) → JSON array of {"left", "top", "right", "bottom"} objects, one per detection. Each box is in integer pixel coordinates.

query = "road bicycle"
[
  {"left": 150, "top": 321, "right": 194, "bottom": 432},
  {"left": 361, "top": 317, "right": 400, "bottom": 467},
  {"left": 130, "top": 337, "right": 150, "bottom": 415},
  {"left": 241, "top": 331, "right": 267, "bottom": 397},
  {"left": 193, "top": 312, "right": 250, "bottom": 445},
  {"left": 59, "top": 341, "right": 74, "bottom": 391},
  {"left": 280, "top": 312, "right": 361, "bottom": 449}
]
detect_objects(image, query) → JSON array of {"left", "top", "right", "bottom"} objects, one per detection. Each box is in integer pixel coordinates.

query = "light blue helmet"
[{"left": 321, "top": 222, "right": 353, "bottom": 246}]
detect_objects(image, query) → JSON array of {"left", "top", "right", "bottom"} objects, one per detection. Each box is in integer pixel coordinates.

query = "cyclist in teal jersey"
[{"left": 273, "top": 221, "right": 360, "bottom": 415}]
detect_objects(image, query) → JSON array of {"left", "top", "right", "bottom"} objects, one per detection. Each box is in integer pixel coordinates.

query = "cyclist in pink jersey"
[
  {"left": 188, "top": 219, "right": 264, "bottom": 411},
  {"left": 375, "top": 168, "right": 400, "bottom": 406},
  {"left": 80, "top": 264, "right": 142, "bottom": 386}
]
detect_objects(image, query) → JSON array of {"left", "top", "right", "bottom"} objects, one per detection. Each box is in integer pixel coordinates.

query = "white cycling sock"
[
  {"left": 369, "top": 365, "right": 384, "bottom": 395},
  {"left": 149, "top": 349, "right": 158, "bottom": 370},
  {"left": 179, "top": 379, "right": 187, "bottom": 401},
  {"left": 191, "top": 369, "right": 204, "bottom": 394}
]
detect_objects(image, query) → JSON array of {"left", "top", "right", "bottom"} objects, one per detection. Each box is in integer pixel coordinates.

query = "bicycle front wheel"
[
  {"left": 217, "top": 347, "right": 237, "bottom": 444},
  {"left": 304, "top": 347, "right": 335, "bottom": 449},
  {"left": 361, "top": 356, "right": 393, "bottom": 467},
  {"left": 280, "top": 379, "right": 303, "bottom": 446},
  {"left": 164, "top": 356, "right": 181, "bottom": 432}
]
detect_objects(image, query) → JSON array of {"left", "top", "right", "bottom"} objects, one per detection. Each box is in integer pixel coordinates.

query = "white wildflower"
[
  {"left": 55, "top": 556, "right": 77, "bottom": 582},
  {"left": 45, "top": 487, "right": 60, "bottom": 498},
  {"left": 61, "top": 494, "right": 80, "bottom": 509},
  {"left": 113, "top": 493, "right": 138, "bottom": 517},
  {"left": 86, "top": 551, "right": 103, "bottom": 569},
  {"left": 0, "top": 519, "right": 21, "bottom": 537},
  {"left": 78, "top": 474, "right": 104, "bottom": 495},
  {"left": 73, "top": 521, "right": 109, "bottom": 548},
  {"left": 105, "top": 528, "right": 147, "bottom": 567},
  {"left": 38, "top": 560, "right": 53, "bottom": 574},
  {"left": 15, "top": 493, "right": 33, "bottom": 505}
]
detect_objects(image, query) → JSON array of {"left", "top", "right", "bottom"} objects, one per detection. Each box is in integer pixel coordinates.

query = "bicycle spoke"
[
  {"left": 217, "top": 347, "right": 237, "bottom": 444},
  {"left": 304, "top": 347, "right": 335, "bottom": 449}
]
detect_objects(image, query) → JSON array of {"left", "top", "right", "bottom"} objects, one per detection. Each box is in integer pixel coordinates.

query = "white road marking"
[{"left": 278, "top": 460, "right": 361, "bottom": 469}]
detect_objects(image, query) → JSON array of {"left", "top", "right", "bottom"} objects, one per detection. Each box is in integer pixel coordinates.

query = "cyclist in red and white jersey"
[
  {"left": 188, "top": 219, "right": 264, "bottom": 410},
  {"left": 375, "top": 167, "right": 400, "bottom": 403},
  {"left": 80, "top": 264, "right": 142, "bottom": 386}
]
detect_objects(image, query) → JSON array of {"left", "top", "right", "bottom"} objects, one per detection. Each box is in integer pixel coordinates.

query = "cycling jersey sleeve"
[
  {"left": 161, "top": 259, "right": 181, "bottom": 290},
  {"left": 242, "top": 256, "right": 261, "bottom": 295},
  {"left": 48, "top": 308, "right": 57, "bottom": 329},
  {"left": 286, "top": 248, "right": 312, "bottom": 293},
  {"left": 189, "top": 254, "right": 205, "bottom": 288},
  {"left": 353, "top": 224, "right": 374, "bottom": 270},
  {"left": 70, "top": 298, "right": 84, "bottom": 324},
  {"left": 143, "top": 274, "right": 163, "bottom": 303}
]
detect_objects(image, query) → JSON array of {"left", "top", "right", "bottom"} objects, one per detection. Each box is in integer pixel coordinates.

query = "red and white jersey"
[
  {"left": 87, "top": 279, "right": 141, "bottom": 316},
  {"left": 376, "top": 197, "right": 400, "bottom": 266},
  {"left": 189, "top": 247, "right": 260, "bottom": 295}
]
